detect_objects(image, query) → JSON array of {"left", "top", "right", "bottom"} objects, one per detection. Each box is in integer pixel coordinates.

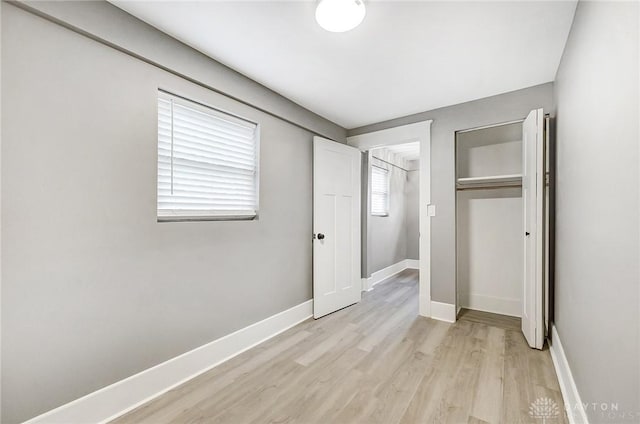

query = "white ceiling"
[{"left": 112, "top": 1, "right": 577, "bottom": 129}]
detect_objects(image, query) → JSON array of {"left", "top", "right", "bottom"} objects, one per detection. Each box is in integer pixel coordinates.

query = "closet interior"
[{"left": 455, "top": 121, "right": 525, "bottom": 318}]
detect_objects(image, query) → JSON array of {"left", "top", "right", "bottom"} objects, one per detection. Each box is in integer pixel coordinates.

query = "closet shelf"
[{"left": 456, "top": 174, "right": 522, "bottom": 190}]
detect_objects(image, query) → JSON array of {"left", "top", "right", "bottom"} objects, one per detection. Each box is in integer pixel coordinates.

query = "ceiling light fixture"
[{"left": 315, "top": 0, "right": 366, "bottom": 33}]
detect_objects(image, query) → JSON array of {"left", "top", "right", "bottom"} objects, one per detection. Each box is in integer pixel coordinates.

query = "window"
[
  {"left": 157, "top": 91, "right": 259, "bottom": 221},
  {"left": 371, "top": 165, "right": 389, "bottom": 216}
]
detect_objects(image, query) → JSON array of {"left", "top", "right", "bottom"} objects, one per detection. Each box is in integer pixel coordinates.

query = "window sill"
[{"left": 157, "top": 214, "right": 257, "bottom": 222}]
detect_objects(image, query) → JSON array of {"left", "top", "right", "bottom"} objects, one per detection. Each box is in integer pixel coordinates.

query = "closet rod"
[
  {"left": 371, "top": 155, "right": 412, "bottom": 172},
  {"left": 456, "top": 183, "right": 522, "bottom": 191},
  {"left": 456, "top": 118, "right": 525, "bottom": 134}
]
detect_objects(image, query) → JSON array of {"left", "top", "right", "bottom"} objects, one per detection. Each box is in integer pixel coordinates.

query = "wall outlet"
[{"left": 427, "top": 204, "right": 436, "bottom": 217}]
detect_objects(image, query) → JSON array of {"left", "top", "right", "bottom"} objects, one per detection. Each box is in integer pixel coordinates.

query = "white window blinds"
[
  {"left": 157, "top": 91, "right": 259, "bottom": 221},
  {"left": 371, "top": 165, "right": 389, "bottom": 216}
]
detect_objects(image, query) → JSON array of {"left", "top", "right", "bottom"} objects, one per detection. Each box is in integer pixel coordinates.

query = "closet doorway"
[
  {"left": 455, "top": 121, "right": 525, "bottom": 318},
  {"left": 454, "top": 110, "right": 550, "bottom": 349}
]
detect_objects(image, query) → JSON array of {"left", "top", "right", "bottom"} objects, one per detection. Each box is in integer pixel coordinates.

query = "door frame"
[{"left": 346, "top": 121, "right": 433, "bottom": 317}]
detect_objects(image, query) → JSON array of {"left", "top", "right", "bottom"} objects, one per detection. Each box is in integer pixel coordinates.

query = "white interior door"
[
  {"left": 522, "top": 108, "right": 545, "bottom": 349},
  {"left": 313, "top": 136, "right": 361, "bottom": 318}
]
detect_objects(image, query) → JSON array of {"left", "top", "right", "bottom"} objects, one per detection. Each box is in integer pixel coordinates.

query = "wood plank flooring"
[{"left": 113, "top": 270, "right": 567, "bottom": 424}]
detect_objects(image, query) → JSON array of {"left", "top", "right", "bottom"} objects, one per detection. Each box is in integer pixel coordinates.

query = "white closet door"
[{"left": 522, "top": 108, "right": 545, "bottom": 349}]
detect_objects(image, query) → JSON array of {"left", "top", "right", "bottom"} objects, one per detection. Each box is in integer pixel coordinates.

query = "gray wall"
[
  {"left": 1, "top": 4, "right": 344, "bottom": 423},
  {"left": 350, "top": 83, "right": 554, "bottom": 303},
  {"left": 405, "top": 169, "right": 419, "bottom": 260},
  {"left": 368, "top": 156, "right": 407, "bottom": 274},
  {"left": 554, "top": 1, "right": 639, "bottom": 420},
  {"left": 15, "top": 1, "right": 346, "bottom": 143}
]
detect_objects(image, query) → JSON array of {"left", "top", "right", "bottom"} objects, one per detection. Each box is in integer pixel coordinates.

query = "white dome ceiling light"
[{"left": 315, "top": 0, "right": 366, "bottom": 33}]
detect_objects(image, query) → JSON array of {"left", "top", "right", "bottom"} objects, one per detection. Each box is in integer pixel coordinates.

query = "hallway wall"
[
  {"left": 367, "top": 152, "right": 420, "bottom": 275},
  {"left": 368, "top": 152, "right": 407, "bottom": 274},
  {"left": 405, "top": 166, "right": 420, "bottom": 260}
]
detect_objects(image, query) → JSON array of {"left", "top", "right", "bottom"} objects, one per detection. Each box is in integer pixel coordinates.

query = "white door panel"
[
  {"left": 522, "top": 108, "right": 545, "bottom": 349},
  {"left": 313, "top": 137, "right": 361, "bottom": 318}
]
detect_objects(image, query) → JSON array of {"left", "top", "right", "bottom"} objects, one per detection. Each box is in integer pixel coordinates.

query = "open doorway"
[
  {"left": 346, "top": 121, "right": 432, "bottom": 317},
  {"left": 363, "top": 142, "right": 420, "bottom": 289}
]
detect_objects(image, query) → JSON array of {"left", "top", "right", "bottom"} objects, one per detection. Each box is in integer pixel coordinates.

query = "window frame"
[
  {"left": 370, "top": 164, "right": 390, "bottom": 217},
  {"left": 157, "top": 90, "right": 261, "bottom": 222}
]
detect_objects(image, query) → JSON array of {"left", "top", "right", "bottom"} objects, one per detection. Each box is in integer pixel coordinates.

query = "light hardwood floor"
[{"left": 113, "top": 270, "right": 567, "bottom": 424}]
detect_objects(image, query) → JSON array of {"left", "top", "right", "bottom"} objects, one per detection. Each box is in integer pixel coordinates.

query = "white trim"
[
  {"left": 347, "top": 121, "right": 429, "bottom": 151},
  {"left": 458, "top": 294, "right": 521, "bottom": 317},
  {"left": 369, "top": 260, "right": 409, "bottom": 287},
  {"left": 405, "top": 259, "right": 419, "bottom": 269},
  {"left": 348, "top": 120, "right": 432, "bottom": 318},
  {"left": 361, "top": 277, "right": 373, "bottom": 292},
  {"left": 549, "top": 324, "right": 589, "bottom": 424},
  {"left": 362, "top": 259, "right": 420, "bottom": 291},
  {"left": 24, "top": 300, "right": 313, "bottom": 424},
  {"left": 430, "top": 301, "right": 457, "bottom": 323}
]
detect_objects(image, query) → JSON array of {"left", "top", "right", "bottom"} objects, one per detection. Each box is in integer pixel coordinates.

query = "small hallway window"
[
  {"left": 371, "top": 165, "right": 389, "bottom": 216},
  {"left": 157, "top": 91, "right": 259, "bottom": 221}
]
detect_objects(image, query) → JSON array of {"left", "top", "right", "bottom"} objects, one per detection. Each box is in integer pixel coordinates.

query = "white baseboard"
[
  {"left": 459, "top": 293, "right": 521, "bottom": 317},
  {"left": 24, "top": 300, "right": 314, "bottom": 424},
  {"left": 362, "top": 259, "right": 419, "bottom": 291},
  {"left": 361, "top": 277, "right": 373, "bottom": 292},
  {"left": 549, "top": 324, "right": 589, "bottom": 424},
  {"left": 405, "top": 259, "right": 419, "bottom": 269},
  {"left": 430, "top": 301, "right": 457, "bottom": 323}
]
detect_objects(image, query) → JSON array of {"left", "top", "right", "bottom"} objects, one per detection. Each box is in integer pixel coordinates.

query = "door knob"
[
  {"left": 317, "top": 233, "right": 325, "bottom": 240},
  {"left": 525, "top": 232, "right": 530, "bottom": 236}
]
